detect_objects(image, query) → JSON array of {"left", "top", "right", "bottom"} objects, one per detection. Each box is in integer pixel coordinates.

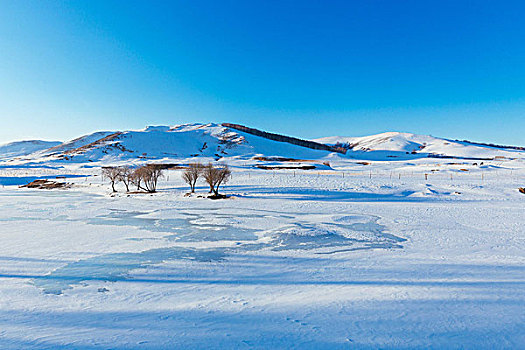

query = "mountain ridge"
[{"left": 0, "top": 123, "right": 523, "bottom": 165}]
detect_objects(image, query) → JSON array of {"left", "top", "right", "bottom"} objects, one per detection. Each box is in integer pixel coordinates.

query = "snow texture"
[{"left": 0, "top": 124, "right": 523, "bottom": 349}]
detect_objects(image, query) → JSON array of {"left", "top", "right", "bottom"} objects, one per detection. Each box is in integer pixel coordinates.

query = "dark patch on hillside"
[
  {"left": 222, "top": 123, "right": 346, "bottom": 154},
  {"left": 457, "top": 140, "right": 525, "bottom": 151}
]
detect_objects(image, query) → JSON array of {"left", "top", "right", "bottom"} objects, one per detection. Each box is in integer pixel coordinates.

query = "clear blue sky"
[{"left": 1, "top": 0, "right": 524, "bottom": 145}]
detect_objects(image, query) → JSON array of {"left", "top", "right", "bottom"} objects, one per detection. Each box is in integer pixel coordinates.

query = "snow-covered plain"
[
  {"left": 0, "top": 124, "right": 524, "bottom": 348},
  {"left": 0, "top": 165, "right": 524, "bottom": 349}
]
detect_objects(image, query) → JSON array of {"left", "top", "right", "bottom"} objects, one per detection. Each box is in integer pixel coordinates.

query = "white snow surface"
[
  {"left": 0, "top": 160, "right": 524, "bottom": 349},
  {"left": 0, "top": 140, "right": 61, "bottom": 160},
  {"left": 0, "top": 124, "right": 524, "bottom": 348},
  {"left": 316, "top": 132, "right": 524, "bottom": 160},
  {"left": 3, "top": 124, "right": 524, "bottom": 168},
  {"left": 7, "top": 123, "right": 333, "bottom": 166}
]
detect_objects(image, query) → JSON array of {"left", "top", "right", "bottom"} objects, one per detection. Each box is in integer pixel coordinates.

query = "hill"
[
  {"left": 1, "top": 124, "right": 523, "bottom": 167},
  {"left": 315, "top": 132, "right": 523, "bottom": 160},
  {"left": 0, "top": 140, "right": 61, "bottom": 160}
]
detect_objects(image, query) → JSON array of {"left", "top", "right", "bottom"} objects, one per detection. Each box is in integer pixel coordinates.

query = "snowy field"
[{"left": 0, "top": 163, "right": 524, "bottom": 349}]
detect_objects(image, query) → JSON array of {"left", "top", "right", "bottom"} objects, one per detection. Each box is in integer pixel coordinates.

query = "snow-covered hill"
[
  {"left": 9, "top": 123, "right": 334, "bottom": 166},
  {"left": 315, "top": 132, "right": 524, "bottom": 160},
  {"left": 1, "top": 124, "right": 524, "bottom": 167},
  {"left": 0, "top": 140, "right": 61, "bottom": 160}
]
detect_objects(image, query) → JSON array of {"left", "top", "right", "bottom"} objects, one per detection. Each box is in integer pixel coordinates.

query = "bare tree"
[
  {"left": 131, "top": 167, "right": 144, "bottom": 191},
  {"left": 132, "top": 165, "right": 163, "bottom": 193},
  {"left": 102, "top": 166, "right": 121, "bottom": 192},
  {"left": 202, "top": 163, "right": 216, "bottom": 194},
  {"left": 117, "top": 166, "right": 133, "bottom": 192},
  {"left": 182, "top": 162, "right": 203, "bottom": 193},
  {"left": 215, "top": 165, "right": 232, "bottom": 195},
  {"left": 144, "top": 165, "right": 163, "bottom": 193},
  {"left": 203, "top": 163, "right": 231, "bottom": 196}
]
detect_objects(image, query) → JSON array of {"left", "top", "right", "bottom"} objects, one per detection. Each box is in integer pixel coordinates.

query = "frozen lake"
[{"left": 1, "top": 191, "right": 405, "bottom": 295}]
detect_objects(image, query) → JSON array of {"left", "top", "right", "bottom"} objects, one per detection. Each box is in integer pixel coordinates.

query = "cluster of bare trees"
[
  {"left": 102, "top": 162, "right": 231, "bottom": 197},
  {"left": 102, "top": 165, "right": 163, "bottom": 193},
  {"left": 182, "top": 163, "right": 231, "bottom": 196}
]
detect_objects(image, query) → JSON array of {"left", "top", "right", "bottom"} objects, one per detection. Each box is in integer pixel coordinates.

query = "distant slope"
[
  {"left": 43, "top": 131, "right": 116, "bottom": 155},
  {"left": 0, "top": 140, "right": 61, "bottom": 160},
  {"left": 317, "top": 132, "right": 428, "bottom": 153},
  {"left": 315, "top": 132, "right": 523, "bottom": 160},
  {"left": 456, "top": 139, "right": 525, "bottom": 151}
]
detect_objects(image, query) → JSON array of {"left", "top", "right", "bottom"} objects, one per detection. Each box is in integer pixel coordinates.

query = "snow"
[
  {"left": 0, "top": 140, "right": 61, "bottom": 160},
  {"left": 3, "top": 123, "right": 334, "bottom": 168},
  {"left": 316, "top": 132, "right": 524, "bottom": 160},
  {"left": 0, "top": 162, "right": 523, "bottom": 348},
  {"left": 3, "top": 124, "right": 524, "bottom": 171},
  {"left": 0, "top": 124, "right": 524, "bottom": 348}
]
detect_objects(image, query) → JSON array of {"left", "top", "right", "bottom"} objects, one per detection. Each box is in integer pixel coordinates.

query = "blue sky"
[{"left": 1, "top": 0, "right": 524, "bottom": 145}]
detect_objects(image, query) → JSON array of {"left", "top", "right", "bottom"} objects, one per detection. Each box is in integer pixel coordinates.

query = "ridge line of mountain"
[{"left": 222, "top": 123, "right": 347, "bottom": 154}]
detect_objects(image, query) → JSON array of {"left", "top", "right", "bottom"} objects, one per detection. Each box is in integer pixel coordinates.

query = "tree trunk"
[{"left": 111, "top": 181, "right": 116, "bottom": 192}]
